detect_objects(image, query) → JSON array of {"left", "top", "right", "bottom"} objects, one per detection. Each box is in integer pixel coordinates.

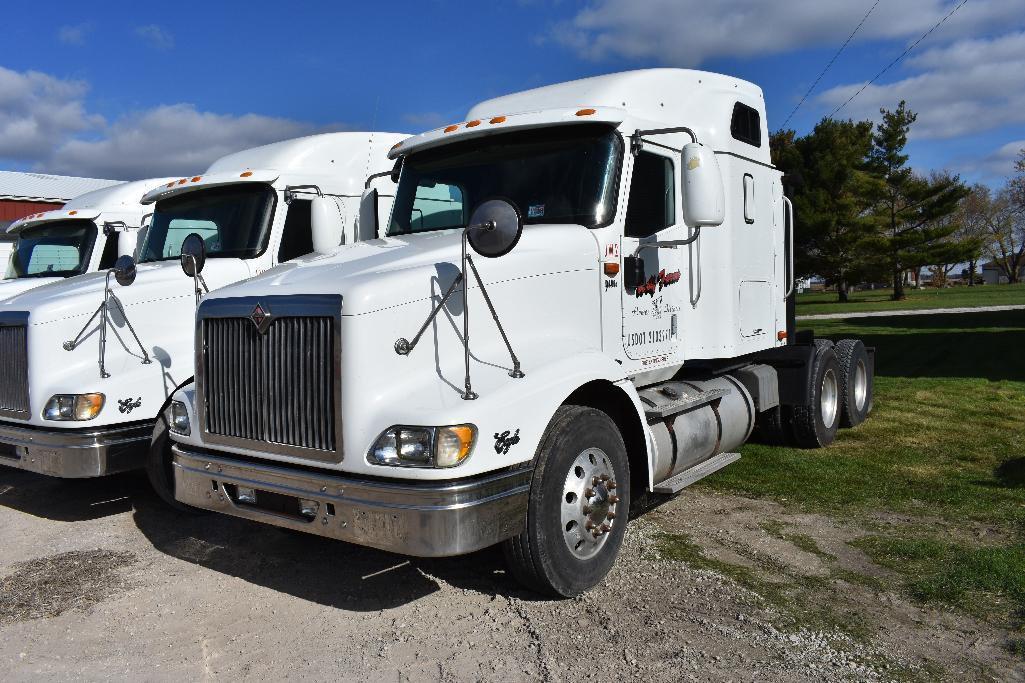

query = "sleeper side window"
[
  {"left": 97, "top": 232, "right": 120, "bottom": 270},
  {"left": 731, "top": 102, "right": 762, "bottom": 147},
  {"left": 277, "top": 199, "right": 314, "bottom": 262},
  {"left": 625, "top": 151, "right": 675, "bottom": 238}
]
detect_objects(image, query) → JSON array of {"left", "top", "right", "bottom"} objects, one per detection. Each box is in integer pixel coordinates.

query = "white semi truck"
[
  {"left": 0, "top": 179, "right": 174, "bottom": 300},
  {"left": 0, "top": 132, "right": 405, "bottom": 482},
  {"left": 164, "top": 69, "right": 874, "bottom": 596}
]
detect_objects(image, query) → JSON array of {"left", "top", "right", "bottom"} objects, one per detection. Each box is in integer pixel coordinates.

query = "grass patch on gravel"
[
  {"left": 796, "top": 282, "right": 1025, "bottom": 316},
  {"left": 0, "top": 549, "right": 137, "bottom": 625},
  {"left": 696, "top": 310, "right": 1025, "bottom": 636}
]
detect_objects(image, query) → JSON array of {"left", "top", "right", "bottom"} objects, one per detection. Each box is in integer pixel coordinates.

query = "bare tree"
[
  {"left": 984, "top": 187, "right": 1023, "bottom": 284},
  {"left": 953, "top": 184, "right": 996, "bottom": 285}
]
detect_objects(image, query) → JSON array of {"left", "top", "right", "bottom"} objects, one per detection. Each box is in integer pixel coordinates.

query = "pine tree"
[
  {"left": 868, "top": 102, "right": 968, "bottom": 300},
  {"left": 772, "top": 119, "right": 881, "bottom": 302}
]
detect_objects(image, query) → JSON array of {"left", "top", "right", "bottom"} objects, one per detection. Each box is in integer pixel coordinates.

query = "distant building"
[
  {"left": 0, "top": 170, "right": 122, "bottom": 267},
  {"left": 981, "top": 260, "right": 1025, "bottom": 285}
]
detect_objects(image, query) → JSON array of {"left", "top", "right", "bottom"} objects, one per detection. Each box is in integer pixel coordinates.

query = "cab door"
[{"left": 620, "top": 149, "right": 687, "bottom": 361}]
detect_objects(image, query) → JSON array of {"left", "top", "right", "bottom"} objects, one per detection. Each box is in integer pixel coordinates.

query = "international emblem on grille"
[{"left": 250, "top": 303, "right": 272, "bottom": 333}]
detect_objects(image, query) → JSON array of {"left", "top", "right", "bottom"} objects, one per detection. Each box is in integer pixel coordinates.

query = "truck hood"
[
  {"left": 206, "top": 224, "right": 601, "bottom": 315},
  {"left": 0, "top": 276, "right": 63, "bottom": 302},
  {"left": 0, "top": 259, "right": 253, "bottom": 325}
]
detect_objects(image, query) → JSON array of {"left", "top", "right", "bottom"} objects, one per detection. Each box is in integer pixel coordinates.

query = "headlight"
[
  {"left": 43, "top": 393, "right": 105, "bottom": 421},
  {"left": 168, "top": 400, "right": 190, "bottom": 436},
  {"left": 369, "top": 425, "right": 476, "bottom": 468}
]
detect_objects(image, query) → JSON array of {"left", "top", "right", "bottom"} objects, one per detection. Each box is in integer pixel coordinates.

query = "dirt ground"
[{"left": 0, "top": 468, "right": 1021, "bottom": 682}]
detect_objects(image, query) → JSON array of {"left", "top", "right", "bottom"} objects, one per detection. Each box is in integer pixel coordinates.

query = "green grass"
[
  {"left": 796, "top": 282, "right": 1025, "bottom": 316},
  {"left": 695, "top": 309, "right": 1025, "bottom": 632}
]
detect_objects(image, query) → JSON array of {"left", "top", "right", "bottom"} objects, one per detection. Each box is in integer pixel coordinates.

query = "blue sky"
[{"left": 1, "top": 0, "right": 1022, "bottom": 186}]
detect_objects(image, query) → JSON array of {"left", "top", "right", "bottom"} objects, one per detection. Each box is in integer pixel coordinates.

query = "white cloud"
[
  {"left": 816, "top": 31, "right": 1025, "bottom": 139},
  {"left": 135, "top": 24, "right": 174, "bottom": 50},
  {"left": 0, "top": 66, "right": 325, "bottom": 180},
  {"left": 58, "top": 23, "right": 91, "bottom": 45},
  {"left": 963, "top": 139, "right": 1025, "bottom": 182},
  {"left": 551, "top": 0, "right": 1024, "bottom": 65},
  {"left": 0, "top": 66, "right": 103, "bottom": 161},
  {"left": 48, "top": 104, "right": 319, "bottom": 179}
]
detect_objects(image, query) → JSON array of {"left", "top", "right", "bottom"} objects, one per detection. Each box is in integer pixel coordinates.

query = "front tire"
[
  {"left": 145, "top": 417, "right": 203, "bottom": 513},
  {"left": 503, "top": 405, "right": 630, "bottom": 598}
]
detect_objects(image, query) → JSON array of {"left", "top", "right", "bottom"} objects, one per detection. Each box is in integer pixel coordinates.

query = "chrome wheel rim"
[
  {"left": 821, "top": 368, "right": 839, "bottom": 428},
  {"left": 561, "top": 447, "right": 620, "bottom": 560},
  {"left": 853, "top": 359, "right": 868, "bottom": 412}
]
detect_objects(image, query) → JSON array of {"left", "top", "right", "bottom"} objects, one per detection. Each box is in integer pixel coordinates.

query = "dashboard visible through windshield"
[
  {"left": 388, "top": 124, "right": 622, "bottom": 236},
  {"left": 140, "top": 184, "right": 276, "bottom": 263}
]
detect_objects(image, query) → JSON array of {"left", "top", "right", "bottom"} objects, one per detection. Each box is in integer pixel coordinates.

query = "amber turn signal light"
[
  {"left": 603, "top": 263, "right": 620, "bottom": 276},
  {"left": 777, "top": 331, "right": 788, "bottom": 341}
]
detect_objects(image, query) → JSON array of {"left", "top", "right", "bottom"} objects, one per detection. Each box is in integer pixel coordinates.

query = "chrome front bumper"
[
  {"left": 172, "top": 446, "right": 532, "bottom": 557},
  {"left": 0, "top": 420, "right": 153, "bottom": 478}
]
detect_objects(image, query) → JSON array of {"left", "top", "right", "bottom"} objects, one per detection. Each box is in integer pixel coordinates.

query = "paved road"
[{"left": 797, "top": 303, "right": 1025, "bottom": 321}]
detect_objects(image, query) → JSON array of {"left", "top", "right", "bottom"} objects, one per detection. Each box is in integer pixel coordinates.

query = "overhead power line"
[
  {"left": 827, "top": 0, "right": 971, "bottom": 118},
  {"left": 781, "top": 0, "right": 881, "bottom": 128}
]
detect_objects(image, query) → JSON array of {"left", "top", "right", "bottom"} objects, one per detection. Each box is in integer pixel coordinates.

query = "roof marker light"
[
  {"left": 391, "top": 142, "right": 402, "bottom": 150},
  {"left": 575, "top": 108, "right": 597, "bottom": 116},
  {"left": 240, "top": 171, "right": 253, "bottom": 178},
  {"left": 166, "top": 181, "right": 175, "bottom": 188},
  {"left": 489, "top": 116, "right": 506, "bottom": 124},
  {"left": 191, "top": 176, "right": 202, "bottom": 183},
  {"left": 68, "top": 210, "right": 78, "bottom": 216},
  {"left": 443, "top": 124, "right": 460, "bottom": 133},
  {"left": 465, "top": 120, "right": 481, "bottom": 128},
  {"left": 177, "top": 178, "right": 187, "bottom": 185}
]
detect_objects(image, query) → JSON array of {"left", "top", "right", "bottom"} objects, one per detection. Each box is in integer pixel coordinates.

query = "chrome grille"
[
  {"left": 0, "top": 321, "right": 29, "bottom": 419},
  {"left": 202, "top": 314, "right": 337, "bottom": 454}
]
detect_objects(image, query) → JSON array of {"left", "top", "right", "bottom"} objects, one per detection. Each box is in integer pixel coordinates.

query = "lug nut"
[
  {"left": 582, "top": 505, "right": 593, "bottom": 515},
  {"left": 592, "top": 530, "right": 601, "bottom": 538},
  {"left": 600, "top": 523, "right": 610, "bottom": 532},
  {"left": 584, "top": 488, "right": 594, "bottom": 498},
  {"left": 609, "top": 495, "right": 620, "bottom": 504},
  {"left": 607, "top": 512, "right": 616, "bottom": 520},
  {"left": 585, "top": 520, "right": 596, "bottom": 530},
  {"left": 608, "top": 481, "right": 617, "bottom": 490},
  {"left": 592, "top": 476, "right": 600, "bottom": 486},
  {"left": 600, "top": 474, "right": 609, "bottom": 482}
]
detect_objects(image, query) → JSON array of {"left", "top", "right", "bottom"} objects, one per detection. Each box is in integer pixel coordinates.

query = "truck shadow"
[
  {"left": 130, "top": 488, "right": 535, "bottom": 611},
  {"left": 0, "top": 467, "right": 138, "bottom": 521},
  {"left": 814, "top": 309, "right": 1025, "bottom": 382}
]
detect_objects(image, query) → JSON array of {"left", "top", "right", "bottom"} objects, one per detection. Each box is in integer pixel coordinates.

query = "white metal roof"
[{"left": 0, "top": 170, "right": 123, "bottom": 203}]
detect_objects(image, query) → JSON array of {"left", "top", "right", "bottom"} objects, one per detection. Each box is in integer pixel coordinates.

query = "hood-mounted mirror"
[
  {"left": 180, "top": 233, "right": 209, "bottom": 305},
  {"left": 180, "top": 233, "right": 206, "bottom": 277},
  {"left": 113, "top": 255, "right": 137, "bottom": 287},
  {"left": 466, "top": 199, "right": 523, "bottom": 258},
  {"left": 393, "top": 197, "right": 526, "bottom": 400}
]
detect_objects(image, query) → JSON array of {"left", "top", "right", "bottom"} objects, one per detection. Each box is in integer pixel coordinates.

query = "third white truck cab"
[
  {"left": 0, "top": 179, "right": 174, "bottom": 300},
  {"left": 0, "top": 132, "right": 406, "bottom": 481},
  {"left": 165, "top": 70, "right": 874, "bottom": 596}
]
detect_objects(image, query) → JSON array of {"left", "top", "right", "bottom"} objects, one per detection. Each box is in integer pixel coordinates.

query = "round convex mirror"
[
  {"left": 180, "top": 233, "right": 207, "bottom": 277},
  {"left": 113, "top": 255, "right": 137, "bottom": 287},
  {"left": 466, "top": 198, "right": 523, "bottom": 258}
]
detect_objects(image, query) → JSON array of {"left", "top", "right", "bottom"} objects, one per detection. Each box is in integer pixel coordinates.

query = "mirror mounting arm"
[
  {"left": 284, "top": 184, "right": 324, "bottom": 204},
  {"left": 631, "top": 126, "right": 698, "bottom": 155},
  {"left": 635, "top": 228, "right": 701, "bottom": 253}
]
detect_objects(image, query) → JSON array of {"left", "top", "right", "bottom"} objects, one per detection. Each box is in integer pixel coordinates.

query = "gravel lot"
[{"left": 1, "top": 467, "right": 1020, "bottom": 682}]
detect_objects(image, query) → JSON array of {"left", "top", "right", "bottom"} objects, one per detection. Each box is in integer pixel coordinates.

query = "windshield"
[
  {"left": 6, "top": 219, "right": 98, "bottom": 279},
  {"left": 388, "top": 123, "right": 622, "bottom": 236},
  {"left": 140, "top": 184, "right": 276, "bottom": 263}
]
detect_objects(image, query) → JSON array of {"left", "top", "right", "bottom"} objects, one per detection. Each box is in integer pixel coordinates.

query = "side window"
[
  {"left": 98, "top": 232, "right": 119, "bottom": 269},
  {"left": 625, "top": 151, "right": 675, "bottom": 238},
  {"left": 163, "top": 219, "right": 219, "bottom": 258},
  {"left": 412, "top": 183, "right": 464, "bottom": 231},
  {"left": 731, "top": 102, "right": 762, "bottom": 147},
  {"left": 278, "top": 199, "right": 314, "bottom": 262}
]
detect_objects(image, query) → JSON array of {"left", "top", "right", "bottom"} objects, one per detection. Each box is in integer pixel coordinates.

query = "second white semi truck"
[
  {"left": 163, "top": 69, "right": 874, "bottom": 596},
  {"left": 0, "top": 132, "right": 405, "bottom": 483}
]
